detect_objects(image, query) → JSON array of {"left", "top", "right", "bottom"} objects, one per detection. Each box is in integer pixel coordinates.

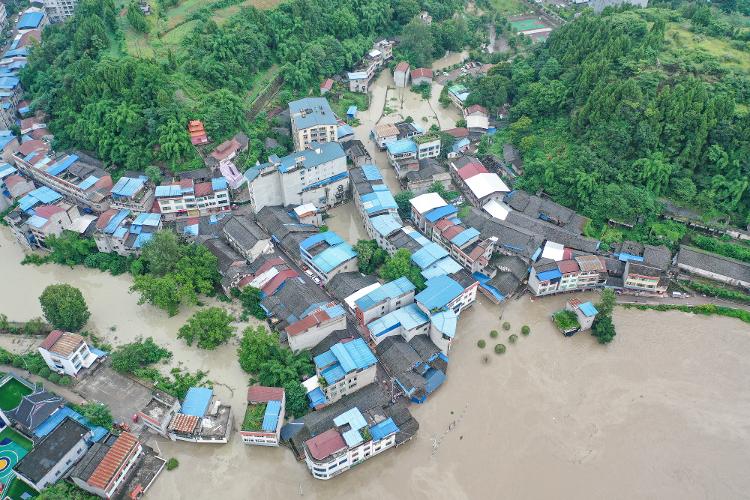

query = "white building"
[
  {"left": 243, "top": 142, "right": 349, "bottom": 212},
  {"left": 240, "top": 386, "right": 285, "bottom": 447},
  {"left": 303, "top": 407, "right": 400, "bottom": 480},
  {"left": 299, "top": 231, "right": 358, "bottom": 284},
  {"left": 38, "top": 330, "right": 100, "bottom": 377},
  {"left": 463, "top": 172, "right": 509, "bottom": 207},
  {"left": 42, "top": 0, "right": 78, "bottom": 22},
  {"left": 286, "top": 302, "right": 348, "bottom": 353},
  {"left": 70, "top": 432, "right": 144, "bottom": 499},
  {"left": 312, "top": 338, "right": 377, "bottom": 405},
  {"left": 289, "top": 98, "right": 338, "bottom": 151},
  {"left": 354, "top": 276, "right": 416, "bottom": 327},
  {"left": 463, "top": 104, "right": 489, "bottom": 130},
  {"left": 154, "top": 177, "right": 230, "bottom": 220},
  {"left": 394, "top": 62, "right": 410, "bottom": 88}
]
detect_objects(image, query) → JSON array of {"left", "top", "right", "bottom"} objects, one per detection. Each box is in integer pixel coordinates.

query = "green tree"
[
  {"left": 597, "top": 289, "right": 617, "bottom": 317},
  {"left": 126, "top": 0, "right": 149, "bottom": 32},
  {"left": 178, "top": 308, "right": 235, "bottom": 349},
  {"left": 237, "top": 325, "right": 276, "bottom": 373},
  {"left": 110, "top": 337, "right": 172, "bottom": 374},
  {"left": 591, "top": 315, "right": 616, "bottom": 344},
  {"left": 283, "top": 380, "right": 309, "bottom": 418},
  {"left": 38, "top": 482, "right": 99, "bottom": 500},
  {"left": 399, "top": 19, "right": 435, "bottom": 67},
  {"left": 139, "top": 231, "right": 182, "bottom": 276},
  {"left": 379, "top": 249, "right": 425, "bottom": 290},
  {"left": 39, "top": 284, "right": 90, "bottom": 331},
  {"left": 394, "top": 190, "right": 415, "bottom": 220},
  {"left": 144, "top": 165, "right": 163, "bottom": 185},
  {"left": 354, "top": 239, "right": 387, "bottom": 274},
  {"left": 77, "top": 402, "right": 113, "bottom": 428},
  {"left": 239, "top": 287, "right": 265, "bottom": 320}
]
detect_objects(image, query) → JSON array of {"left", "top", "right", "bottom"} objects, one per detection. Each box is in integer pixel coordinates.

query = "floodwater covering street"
[{"left": 1, "top": 226, "right": 749, "bottom": 499}]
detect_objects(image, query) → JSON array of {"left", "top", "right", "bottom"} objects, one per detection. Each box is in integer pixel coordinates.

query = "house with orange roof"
[
  {"left": 38, "top": 329, "right": 105, "bottom": 377},
  {"left": 188, "top": 120, "right": 208, "bottom": 146}
]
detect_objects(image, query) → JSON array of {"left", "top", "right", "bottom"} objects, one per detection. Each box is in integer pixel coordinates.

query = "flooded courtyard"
[{"left": 1, "top": 226, "right": 749, "bottom": 499}]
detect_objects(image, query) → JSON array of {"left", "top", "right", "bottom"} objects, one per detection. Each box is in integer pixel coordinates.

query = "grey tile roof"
[
  {"left": 15, "top": 417, "right": 89, "bottom": 483},
  {"left": 6, "top": 390, "right": 64, "bottom": 431},
  {"left": 493, "top": 254, "right": 529, "bottom": 280},
  {"left": 504, "top": 190, "right": 589, "bottom": 234},
  {"left": 261, "top": 279, "right": 329, "bottom": 327},
  {"left": 406, "top": 159, "right": 448, "bottom": 182},
  {"left": 256, "top": 206, "right": 317, "bottom": 243},
  {"left": 310, "top": 322, "right": 362, "bottom": 358},
  {"left": 488, "top": 271, "right": 523, "bottom": 296},
  {"left": 326, "top": 272, "right": 379, "bottom": 303},
  {"left": 625, "top": 261, "right": 663, "bottom": 278},
  {"left": 223, "top": 215, "right": 269, "bottom": 251},
  {"left": 203, "top": 238, "right": 245, "bottom": 274},
  {"left": 677, "top": 245, "right": 750, "bottom": 283},
  {"left": 643, "top": 244, "right": 672, "bottom": 271},
  {"left": 463, "top": 208, "right": 544, "bottom": 258}
]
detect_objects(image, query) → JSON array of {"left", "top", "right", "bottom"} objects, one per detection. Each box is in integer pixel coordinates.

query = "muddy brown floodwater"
[{"left": 2, "top": 227, "right": 750, "bottom": 499}]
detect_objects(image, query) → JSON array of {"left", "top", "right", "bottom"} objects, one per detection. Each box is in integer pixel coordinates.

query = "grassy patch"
[
  {"left": 214, "top": 0, "right": 282, "bottom": 24},
  {"left": 552, "top": 310, "right": 580, "bottom": 332},
  {"left": 242, "top": 402, "right": 267, "bottom": 431},
  {"left": 0, "top": 426, "right": 34, "bottom": 452},
  {"left": 491, "top": 0, "right": 527, "bottom": 16},
  {"left": 0, "top": 378, "right": 33, "bottom": 411},
  {"left": 666, "top": 24, "right": 750, "bottom": 73},
  {"left": 4, "top": 478, "right": 37, "bottom": 499}
]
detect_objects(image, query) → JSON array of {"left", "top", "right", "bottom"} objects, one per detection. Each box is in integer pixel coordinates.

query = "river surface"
[{"left": 1, "top": 228, "right": 749, "bottom": 499}]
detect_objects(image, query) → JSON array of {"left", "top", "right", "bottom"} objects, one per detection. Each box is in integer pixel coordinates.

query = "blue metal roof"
[
  {"left": 300, "top": 231, "right": 344, "bottom": 250},
  {"left": 104, "top": 209, "right": 130, "bottom": 234},
  {"left": 360, "top": 190, "right": 397, "bottom": 215},
  {"left": 342, "top": 428, "right": 363, "bottom": 447},
  {"left": 244, "top": 165, "right": 261, "bottom": 182},
  {"left": 33, "top": 406, "right": 107, "bottom": 443},
  {"left": 132, "top": 212, "right": 161, "bottom": 227},
  {"left": 111, "top": 176, "right": 145, "bottom": 197},
  {"left": 261, "top": 400, "right": 281, "bottom": 432},
  {"left": 451, "top": 138, "right": 471, "bottom": 152},
  {"left": 361, "top": 164, "right": 381, "bottom": 181},
  {"left": 450, "top": 227, "right": 480, "bottom": 247},
  {"left": 424, "top": 368, "right": 446, "bottom": 395},
  {"left": 0, "top": 131, "right": 15, "bottom": 151},
  {"left": 474, "top": 272, "right": 505, "bottom": 302},
  {"left": 0, "top": 163, "right": 17, "bottom": 178},
  {"left": 430, "top": 309, "right": 458, "bottom": 338},
  {"left": 46, "top": 155, "right": 79, "bottom": 177},
  {"left": 367, "top": 303, "right": 429, "bottom": 337},
  {"left": 27, "top": 214, "right": 48, "bottom": 229},
  {"left": 578, "top": 301, "right": 598, "bottom": 317},
  {"left": 355, "top": 277, "right": 415, "bottom": 311},
  {"left": 307, "top": 387, "right": 327, "bottom": 408},
  {"left": 0, "top": 76, "right": 19, "bottom": 89},
  {"left": 211, "top": 177, "right": 228, "bottom": 191},
  {"left": 301, "top": 171, "right": 348, "bottom": 191},
  {"left": 77, "top": 175, "right": 99, "bottom": 190},
  {"left": 310, "top": 243, "right": 357, "bottom": 273},
  {"left": 3, "top": 47, "right": 29, "bottom": 58},
  {"left": 333, "top": 407, "right": 367, "bottom": 430},
  {"left": 133, "top": 233, "right": 153, "bottom": 249},
  {"left": 370, "top": 214, "right": 403, "bottom": 237},
  {"left": 369, "top": 417, "right": 399, "bottom": 440},
  {"left": 411, "top": 243, "right": 449, "bottom": 269},
  {"left": 19, "top": 186, "right": 61, "bottom": 211},
  {"left": 181, "top": 387, "right": 213, "bottom": 417},
  {"left": 18, "top": 12, "right": 44, "bottom": 29},
  {"left": 331, "top": 338, "right": 377, "bottom": 372},
  {"left": 416, "top": 275, "right": 464, "bottom": 311},
  {"left": 425, "top": 204, "right": 458, "bottom": 223},
  {"left": 537, "top": 269, "right": 562, "bottom": 281},
  {"left": 278, "top": 141, "right": 345, "bottom": 173},
  {"left": 617, "top": 252, "right": 644, "bottom": 263},
  {"left": 421, "top": 256, "right": 463, "bottom": 279},
  {"left": 346, "top": 106, "right": 357, "bottom": 117},
  {"left": 288, "top": 98, "right": 337, "bottom": 129},
  {"left": 321, "top": 364, "right": 346, "bottom": 385},
  {"left": 386, "top": 139, "right": 417, "bottom": 156},
  {"left": 337, "top": 124, "right": 354, "bottom": 139},
  {"left": 155, "top": 185, "right": 182, "bottom": 197}
]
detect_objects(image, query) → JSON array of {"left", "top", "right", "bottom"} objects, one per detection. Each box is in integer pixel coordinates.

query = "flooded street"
[{"left": 2, "top": 227, "right": 749, "bottom": 499}]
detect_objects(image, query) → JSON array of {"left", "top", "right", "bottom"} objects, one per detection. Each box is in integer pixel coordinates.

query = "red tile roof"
[
  {"left": 464, "top": 104, "right": 488, "bottom": 116},
  {"left": 434, "top": 219, "right": 455, "bottom": 231},
  {"left": 17, "top": 30, "right": 41, "bottom": 48},
  {"left": 410, "top": 67, "right": 433, "bottom": 79},
  {"left": 211, "top": 138, "right": 242, "bottom": 161},
  {"left": 557, "top": 259, "right": 580, "bottom": 274},
  {"left": 3, "top": 174, "right": 26, "bottom": 188},
  {"left": 169, "top": 413, "right": 199, "bottom": 434},
  {"left": 286, "top": 309, "right": 330, "bottom": 337},
  {"left": 17, "top": 139, "right": 47, "bottom": 156},
  {"left": 20, "top": 117, "right": 42, "bottom": 131},
  {"left": 193, "top": 181, "right": 213, "bottom": 197},
  {"left": 188, "top": 120, "right": 208, "bottom": 145},
  {"left": 261, "top": 269, "right": 299, "bottom": 297},
  {"left": 320, "top": 79, "right": 334, "bottom": 91},
  {"left": 442, "top": 225, "right": 465, "bottom": 242},
  {"left": 253, "top": 258, "right": 286, "bottom": 278},
  {"left": 445, "top": 127, "right": 469, "bottom": 138},
  {"left": 395, "top": 61, "right": 410, "bottom": 73},
  {"left": 457, "top": 162, "right": 488, "bottom": 180},
  {"left": 34, "top": 204, "right": 64, "bottom": 219},
  {"left": 87, "top": 432, "right": 140, "bottom": 491},
  {"left": 306, "top": 429, "right": 346, "bottom": 460},
  {"left": 247, "top": 386, "right": 284, "bottom": 403},
  {"left": 40, "top": 330, "right": 64, "bottom": 351},
  {"left": 96, "top": 209, "right": 118, "bottom": 229},
  {"left": 30, "top": 128, "right": 50, "bottom": 140}
]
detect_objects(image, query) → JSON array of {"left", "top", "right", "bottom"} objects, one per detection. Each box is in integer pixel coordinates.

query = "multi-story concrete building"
[
  {"left": 240, "top": 386, "right": 285, "bottom": 447},
  {"left": 0, "top": 3, "right": 6, "bottom": 31},
  {"left": 394, "top": 62, "right": 410, "bottom": 88},
  {"left": 154, "top": 177, "right": 230, "bottom": 220},
  {"left": 42, "top": 0, "right": 78, "bottom": 23},
  {"left": 12, "top": 152, "right": 113, "bottom": 212},
  {"left": 93, "top": 210, "right": 162, "bottom": 256},
  {"left": 70, "top": 432, "right": 145, "bottom": 500},
  {"left": 354, "top": 277, "right": 416, "bottom": 327},
  {"left": 299, "top": 231, "right": 358, "bottom": 284},
  {"left": 528, "top": 254, "right": 607, "bottom": 296},
  {"left": 109, "top": 175, "right": 155, "bottom": 213},
  {"left": 303, "top": 407, "right": 400, "bottom": 480},
  {"left": 313, "top": 338, "right": 377, "bottom": 405},
  {"left": 286, "top": 302, "right": 348, "bottom": 353},
  {"left": 347, "top": 40, "right": 393, "bottom": 93},
  {"left": 289, "top": 98, "right": 338, "bottom": 151},
  {"left": 243, "top": 142, "right": 349, "bottom": 212},
  {"left": 222, "top": 215, "right": 272, "bottom": 263},
  {"left": 623, "top": 261, "right": 668, "bottom": 294},
  {"left": 463, "top": 104, "right": 489, "bottom": 131},
  {"left": 38, "top": 330, "right": 101, "bottom": 377}
]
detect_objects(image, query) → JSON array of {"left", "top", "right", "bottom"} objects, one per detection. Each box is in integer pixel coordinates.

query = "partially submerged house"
[{"left": 240, "top": 386, "right": 285, "bottom": 447}]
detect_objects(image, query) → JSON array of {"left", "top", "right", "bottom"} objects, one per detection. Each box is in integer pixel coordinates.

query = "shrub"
[
  {"left": 521, "top": 325, "right": 531, "bottom": 335},
  {"left": 11, "top": 357, "right": 24, "bottom": 369},
  {"left": 58, "top": 376, "right": 72, "bottom": 386},
  {"left": 494, "top": 344, "right": 506, "bottom": 354},
  {"left": 509, "top": 334, "right": 518, "bottom": 343},
  {"left": 490, "top": 330, "right": 498, "bottom": 338},
  {"left": 477, "top": 339, "right": 486, "bottom": 349},
  {"left": 48, "top": 373, "right": 61, "bottom": 384},
  {"left": 39, "top": 367, "right": 52, "bottom": 379},
  {"left": 502, "top": 322, "right": 511, "bottom": 331},
  {"left": 166, "top": 458, "right": 179, "bottom": 471}
]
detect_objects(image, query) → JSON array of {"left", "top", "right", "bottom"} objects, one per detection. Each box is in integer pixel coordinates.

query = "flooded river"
[{"left": 1, "top": 227, "right": 749, "bottom": 499}]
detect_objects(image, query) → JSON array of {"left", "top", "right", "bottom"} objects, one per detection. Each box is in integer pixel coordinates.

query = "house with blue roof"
[
  {"left": 109, "top": 174, "right": 154, "bottom": 213},
  {"left": 312, "top": 338, "right": 377, "bottom": 405},
  {"left": 565, "top": 299, "right": 599, "bottom": 332},
  {"left": 165, "top": 387, "right": 233, "bottom": 444},
  {"left": 366, "top": 303, "right": 430, "bottom": 345},
  {"left": 354, "top": 277, "right": 416, "bottom": 327},
  {"left": 299, "top": 231, "right": 358, "bottom": 284},
  {"left": 377, "top": 334, "right": 449, "bottom": 404},
  {"left": 17, "top": 9, "right": 46, "bottom": 31},
  {"left": 244, "top": 141, "right": 348, "bottom": 212},
  {"left": 93, "top": 208, "right": 162, "bottom": 257},
  {"left": 289, "top": 97, "right": 338, "bottom": 151},
  {"left": 241, "top": 386, "right": 286, "bottom": 447}
]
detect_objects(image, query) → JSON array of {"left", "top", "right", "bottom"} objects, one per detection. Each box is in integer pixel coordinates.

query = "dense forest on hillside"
[
  {"left": 472, "top": 6, "right": 750, "bottom": 241},
  {"left": 20, "top": 0, "right": 468, "bottom": 172}
]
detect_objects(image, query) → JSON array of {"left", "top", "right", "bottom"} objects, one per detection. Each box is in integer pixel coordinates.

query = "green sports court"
[
  {"left": 0, "top": 426, "right": 32, "bottom": 497},
  {"left": 510, "top": 18, "right": 548, "bottom": 31}
]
